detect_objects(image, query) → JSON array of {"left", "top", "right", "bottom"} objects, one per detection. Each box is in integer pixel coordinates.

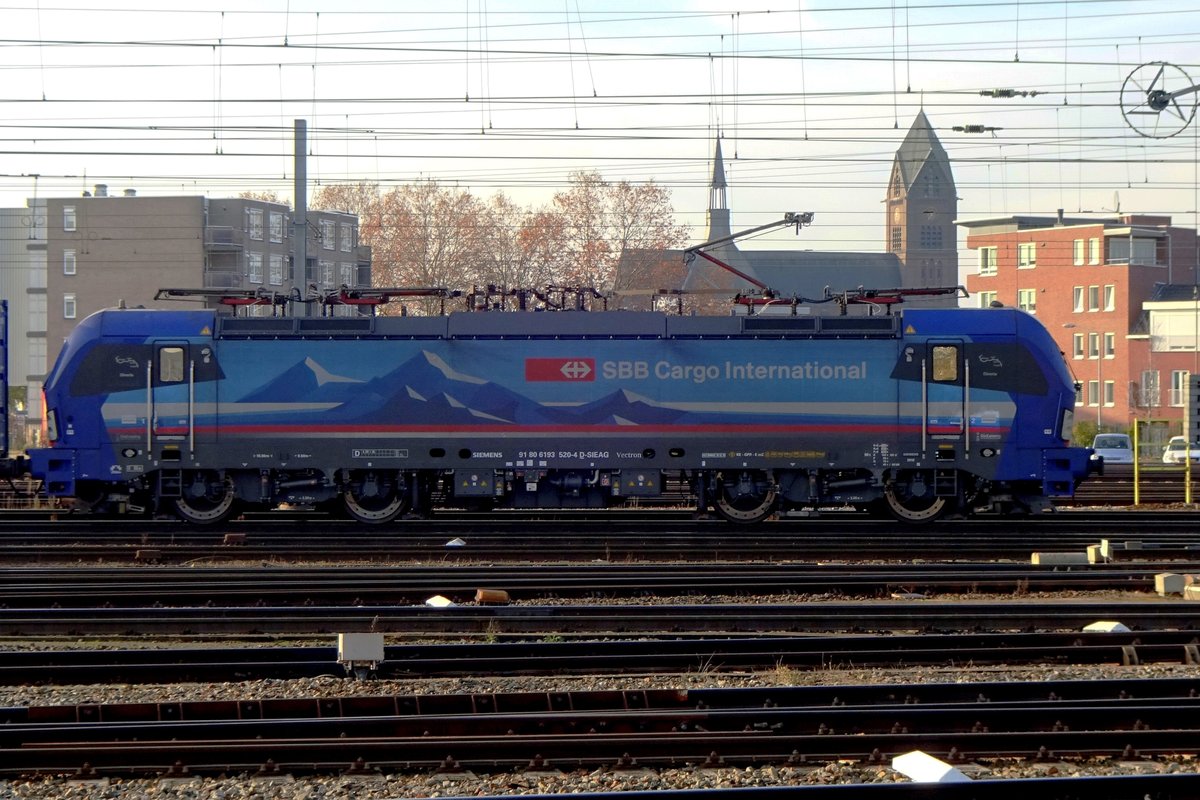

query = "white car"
[
  {"left": 1090, "top": 433, "right": 1134, "bottom": 465},
  {"left": 1162, "top": 436, "right": 1200, "bottom": 465}
]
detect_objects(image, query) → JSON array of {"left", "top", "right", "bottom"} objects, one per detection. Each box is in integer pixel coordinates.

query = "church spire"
[
  {"left": 710, "top": 136, "right": 727, "bottom": 211},
  {"left": 706, "top": 136, "right": 731, "bottom": 242}
]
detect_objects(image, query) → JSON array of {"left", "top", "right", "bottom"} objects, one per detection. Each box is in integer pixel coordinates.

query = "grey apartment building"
[{"left": 4, "top": 188, "right": 371, "bottom": 445}]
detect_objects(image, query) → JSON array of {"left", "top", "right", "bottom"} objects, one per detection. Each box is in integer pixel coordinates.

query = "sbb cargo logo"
[{"left": 525, "top": 357, "right": 595, "bottom": 382}]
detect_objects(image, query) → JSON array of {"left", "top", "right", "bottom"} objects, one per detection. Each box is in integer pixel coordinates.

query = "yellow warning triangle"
[
  {"left": 904, "top": 324, "right": 916, "bottom": 334},
  {"left": 200, "top": 326, "right": 211, "bottom": 335}
]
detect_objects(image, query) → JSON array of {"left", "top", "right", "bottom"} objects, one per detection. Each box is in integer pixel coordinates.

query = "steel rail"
[
  {"left": 4, "top": 719, "right": 1200, "bottom": 776},
  {"left": 0, "top": 563, "right": 1189, "bottom": 607},
  {"left": 12, "top": 677, "right": 1200, "bottom": 724},
  {"left": 2, "top": 601, "right": 1200, "bottom": 636},
  {"left": 5, "top": 632, "right": 1200, "bottom": 684},
  {"left": 395, "top": 775, "right": 1200, "bottom": 800},
  {"left": 1, "top": 518, "right": 1200, "bottom": 564}
]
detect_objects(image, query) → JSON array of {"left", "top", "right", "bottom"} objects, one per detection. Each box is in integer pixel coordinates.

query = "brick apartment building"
[{"left": 960, "top": 212, "right": 1200, "bottom": 448}]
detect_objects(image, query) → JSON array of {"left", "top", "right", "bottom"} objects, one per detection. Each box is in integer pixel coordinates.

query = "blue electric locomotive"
[{"left": 27, "top": 301, "right": 1094, "bottom": 524}]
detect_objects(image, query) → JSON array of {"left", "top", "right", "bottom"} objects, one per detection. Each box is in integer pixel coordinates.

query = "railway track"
[
  {"left": 4, "top": 680, "right": 1200, "bottom": 779},
  {"left": 2, "top": 600, "right": 1199, "bottom": 637},
  {"left": 0, "top": 562, "right": 1193, "bottom": 607},
  {"left": 1, "top": 513, "right": 1199, "bottom": 564},
  {"left": 6, "top": 632, "right": 1200, "bottom": 684}
]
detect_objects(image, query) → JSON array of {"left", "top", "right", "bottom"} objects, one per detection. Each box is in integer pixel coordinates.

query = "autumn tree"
[
  {"left": 387, "top": 181, "right": 488, "bottom": 315},
  {"left": 237, "top": 190, "right": 288, "bottom": 204},
  {"left": 552, "top": 171, "right": 689, "bottom": 292},
  {"left": 311, "top": 172, "right": 687, "bottom": 314}
]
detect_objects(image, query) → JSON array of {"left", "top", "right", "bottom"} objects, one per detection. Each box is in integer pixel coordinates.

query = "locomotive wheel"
[
  {"left": 712, "top": 471, "right": 777, "bottom": 524},
  {"left": 343, "top": 470, "right": 410, "bottom": 524},
  {"left": 883, "top": 476, "right": 950, "bottom": 524},
  {"left": 173, "top": 472, "right": 237, "bottom": 524}
]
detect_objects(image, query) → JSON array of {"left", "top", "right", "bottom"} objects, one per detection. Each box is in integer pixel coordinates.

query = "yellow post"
[{"left": 1133, "top": 420, "right": 1140, "bottom": 506}]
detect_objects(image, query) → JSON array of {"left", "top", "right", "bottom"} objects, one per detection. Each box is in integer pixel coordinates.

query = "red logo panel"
[{"left": 525, "top": 357, "right": 595, "bottom": 382}]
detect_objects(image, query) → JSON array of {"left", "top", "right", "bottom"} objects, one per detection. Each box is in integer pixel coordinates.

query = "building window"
[
  {"left": 63, "top": 249, "right": 76, "bottom": 276},
  {"left": 1103, "top": 380, "right": 1115, "bottom": 407},
  {"left": 1074, "top": 384, "right": 1084, "bottom": 406},
  {"left": 1017, "top": 242, "right": 1036, "bottom": 268},
  {"left": 1104, "top": 332, "right": 1115, "bottom": 358},
  {"left": 891, "top": 171, "right": 902, "bottom": 198},
  {"left": 1017, "top": 288, "right": 1036, "bottom": 314},
  {"left": 63, "top": 293, "right": 76, "bottom": 319},
  {"left": 29, "top": 340, "right": 46, "bottom": 378},
  {"left": 978, "top": 247, "right": 997, "bottom": 276},
  {"left": 1088, "top": 285, "right": 1100, "bottom": 312},
  {"left": 1072, "top": 333, "right": 1085, "bottom": 359},
  {"left": 977, "top": 290, "right": 997, "bottom": 308},
  {"left": 1087, "top": 379, "right": 1100, "bottom": 407},
  {"left": 1109, "top": 237, "right": 1157, "bottom": 266},
  {"left": 320, "top": 219, "right": 336, "bottom": 250},
  {"left": 269, "top": 212, "right": 284, "bottom": 243},
  {"left": 28, "top": 294, "right": 46, "bottom": 332},
  {"left": 919, "top": 225, "right": 943, "bottom": 249},
  {"left": 247, "top": 208, "right": 264, "bottom": 241},
  {"left": 1072, "top": 286, "right": 1085, "bottom": 312},
  {"left": 269, "top": 254, "right": 284, "bottom": 286},
  {"left": 890, "top": 226, "right": 902, "bottom": 251},
  {"left": 340, "top": 262, "right": 354, "bottom": 286},
  {"left": 1089, "top": 237, "right": 1100, "bottom": 264},
  {"left": 340, "top": 222, "right": 353, "bottom": 252},
  {"left": 922, "top": 173, "right": 940, "bottom": 198},
  {"left": 1088, "top": 332, "right": 1100, "bottom": 359},
  {"left": 1171, "top": 370, "right": 1190, "bottom": 406},
  {"left": 1103, "top": 284, "right": 1115, "bottom": 311},
  {"left": 320, "top": 259, "right": 335, "bottom": 286},
  {"left": 1141, "top": 370, "right": 1160, "bottom": 407},
  {"left": 1073, "top": 239, "right": 1085, "bottom": 265},
  {"left": 248, "top": 252, "right": 263, "bottom": 284},
  {"left": 63, "top": 206, "right": 76, "bottom": 232}
]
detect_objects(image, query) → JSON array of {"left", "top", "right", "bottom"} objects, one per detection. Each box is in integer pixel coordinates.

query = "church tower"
[{"left": 886, "top": 111, "right": 958, "bottom": 303}]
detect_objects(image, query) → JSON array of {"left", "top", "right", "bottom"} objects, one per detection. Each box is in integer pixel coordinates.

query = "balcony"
[{"left": 205, "top": 226, "right": 245, "bottom": 251}]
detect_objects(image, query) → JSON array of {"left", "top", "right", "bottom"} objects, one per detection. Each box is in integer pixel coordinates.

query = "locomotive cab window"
[
  {"left": 931, "top": 345, "right": 958, "bottom": 382},
  {"left": 159, "top": 347, "right": 185, "bottom": 383}
]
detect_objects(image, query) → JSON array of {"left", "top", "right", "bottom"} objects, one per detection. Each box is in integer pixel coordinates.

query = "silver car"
[{"left": 1090, "top": 433, "right": 1134, "bottom": 465}]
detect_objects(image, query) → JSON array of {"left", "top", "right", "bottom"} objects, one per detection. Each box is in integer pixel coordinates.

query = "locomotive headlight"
[
  {"left": 1061, "top": 408, "right": 1074, "bottom": 441},
  {"left": 45, "top": 408, "right": 59, "bottom": 443}
]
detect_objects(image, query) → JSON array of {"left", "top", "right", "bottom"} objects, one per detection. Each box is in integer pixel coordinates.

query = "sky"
[{"left": 0, "top": 0, "right": 1198, "bottom": 256}]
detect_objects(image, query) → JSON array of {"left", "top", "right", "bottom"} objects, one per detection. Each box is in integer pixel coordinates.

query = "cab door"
[
  {"left": 150, "top": 342, "right": 187, "bottom": 452},
  {"left": 150, "top": 341, "right": 216, "bottom": 460},
  {"left": 924, "top": 340, "right": 966, "bottom": 454}
]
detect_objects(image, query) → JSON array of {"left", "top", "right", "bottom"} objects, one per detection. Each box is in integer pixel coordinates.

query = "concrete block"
[
  {"left": 1100, "top": 539, "right": 1120, "bottom": 560},
  {"left": 1156, "top": 573, "right": 1185, "bottom": 596},
  {"left": 891, "top": 750, "right": 972, "bottom": 783},
  {"left": 425, "top": 594, "right": 457, "bottom": 608},
  {"left": 338, "top": 633, "right": 385, "bottom": 663},
  {"left": 1185, "top": 585, "right": 1200, "bottom": 602},
  {"left": 1083, "top": 620, "right": 1131, "bottom": 632},
  {"left": 1031, "top": 552, "right": 1089, "bottom": 565},
  {"left": 1087, "top": 544, "right": 1104, "bottom": 564}
]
